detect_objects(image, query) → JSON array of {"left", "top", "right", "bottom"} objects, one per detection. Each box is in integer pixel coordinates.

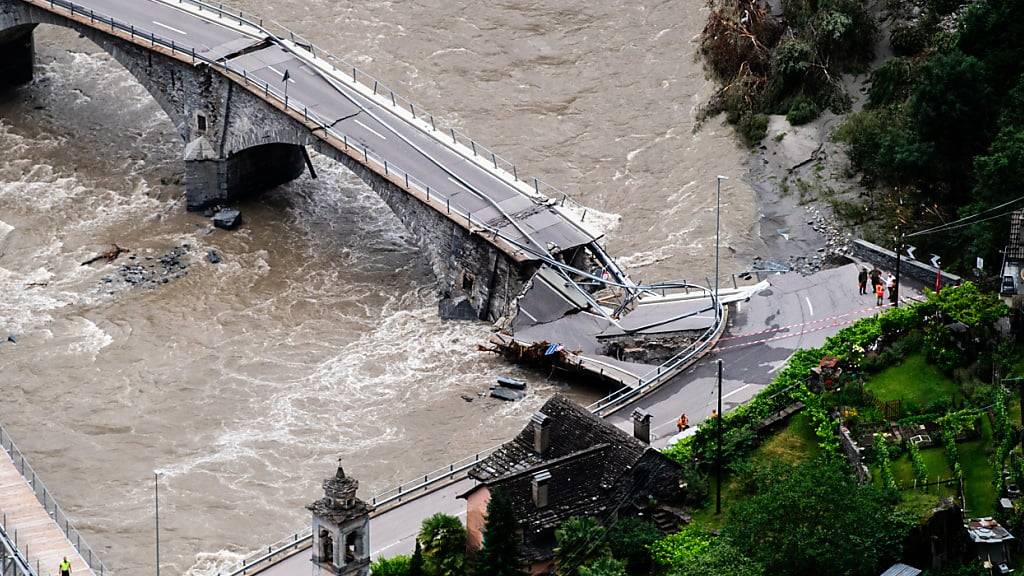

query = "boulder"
[
  {"left": 206, "top": 250, "right": 223, "bottom": 264},
  {"left": 213, "top": 209, "right": 242, "bottom": 230},
  {"left": 497, "top": 376, "right": 527, "bottom": 390},
  {"left": 490, "top": 387, "right": 524, "bottom": 402}
]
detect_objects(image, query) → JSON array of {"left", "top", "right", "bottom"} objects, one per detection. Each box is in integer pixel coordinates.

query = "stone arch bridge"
[{"left": 0, "top": 0, "right": 628, "bottom": 321}]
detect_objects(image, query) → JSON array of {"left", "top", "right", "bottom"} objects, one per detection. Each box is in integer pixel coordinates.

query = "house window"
[{"left": 196, "top": 113, "right": 207, "bottom": 134}]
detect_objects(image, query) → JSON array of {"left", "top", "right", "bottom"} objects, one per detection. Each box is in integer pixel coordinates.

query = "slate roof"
[
  {"left": 469, "top": 395, "right": 649, "bottom": 484},
  {"left": 879, "top": 563, "right": 922, "bottom": 576},
  {"left": 466, "top": 395, "right": 684, "bottom": 562},
  {"left": 1007, "top": 210, "right": 1024, "bottom": 260}
]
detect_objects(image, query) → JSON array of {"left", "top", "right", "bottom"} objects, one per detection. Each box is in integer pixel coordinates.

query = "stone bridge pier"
[{"left": 0, "top": 0, "right": 526, "bottom": 321}]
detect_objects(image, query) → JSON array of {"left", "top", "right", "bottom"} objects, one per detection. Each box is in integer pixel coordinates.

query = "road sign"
[
  {"left": 931, "top": 255, "right": 942, "bottom": 268},
  {"left": 976, "top": 257, "right": 984, "bottom": 270},
  {"left": 906, "top": 245, "right": 917, "bottom": 260}
]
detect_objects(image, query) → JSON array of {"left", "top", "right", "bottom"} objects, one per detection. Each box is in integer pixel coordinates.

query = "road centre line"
[
  {"left": 151, "top": 20, "right": 188, "bottom": 35},
  {"left": 266, "top": 65, "right": 296, "bottom": 83},
  {"left": 354, "top": 119, "right": 388, "bottom": 140}
]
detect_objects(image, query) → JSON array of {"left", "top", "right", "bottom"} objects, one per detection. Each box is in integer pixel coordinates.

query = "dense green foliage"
[
  {"left": 835, "top": 0, "right": 1024, "bottom": 272},
  {"left": 605, "top": 518, "right": 661, "bottom": 575},
  {"left": 371, "top": 555, "right": 412, "bottom": 576},
  {"left": 472, "top": 489, "right": 524, "bottom": 576},
  {"left": 554, "top": 517, "right": 610, "bottom": 576},
  {"left": 723, "top": 459, "right": 911, "bottom": 576},
  {"left": 650, "top": 525, "right": 764, "bottom": 576},
  {"left": 700, "top": 0, "right": 876, "bottom": 143},
  {"left": 418, "top": 514, "right": 468, "bottom": 576}
]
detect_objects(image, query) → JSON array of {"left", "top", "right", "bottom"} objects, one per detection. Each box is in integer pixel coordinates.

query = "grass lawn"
[
  {"left": 960, "top": 418, "right": 997, "bottom": 518},
  {"left": 690, "top": 413, "right": 819, "bottom": 527},
  {"left": 864, "top": 353, "right": 958, "bottom": 411}
]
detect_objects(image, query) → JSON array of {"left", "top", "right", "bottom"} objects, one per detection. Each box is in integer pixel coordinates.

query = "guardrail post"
[
  {"left": 450, "top": 128, "right": 456, "bottom": 143},
  {"left": 446, "top": 198, "right": 450, "bottom": 214},
  {"left": 372, "top": 81, "right": 378, "bottom": 95},
  {"left": 363, "top": 147, "right": 368, "bottom": 163},
  {"left": 491, "top": 153, "right": 497, "bottom": 168},
  {"left": 390, "top": 91, "right": 396, "bottom": 107},
  {"left": 352, "top": 68, "right": 357, "bottom": 82},
  {"left": 533, "top": 178, "right": 540, "bottom": 194},
  {"left": 405, "top": 174, "right": 409, "bottom": 188},
  {"left": 430, "top": 115, "right": 436, "bottom": 130},
  {"left": 513, "top": 165, "right": 518, "bottom": 180},
  {"left": 470, "top": 141, "right": 477, "bottom": 156},
  {"left": 410, "top": 103, "right": 416, "bottom": 118},
  {"left": 426, "top": 186, "right": 431, "bottom": 203},
  {"left": 89, "top": 9, "right": 93, "bottom": 23},
  {"left": 384, "top": 160, "right": 388, "bottom": 176}
]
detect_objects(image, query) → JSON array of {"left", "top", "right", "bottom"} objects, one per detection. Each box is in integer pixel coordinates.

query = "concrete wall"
[
  {"left": 852, "top": 239, "right": 962, "bottom": 288},
  {"left": 0, "top": 0, "right": 525, "bottom": 320}
]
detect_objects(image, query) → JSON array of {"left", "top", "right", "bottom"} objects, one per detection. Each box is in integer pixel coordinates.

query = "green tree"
[
  {"left": 472, "top": 489, "right": 523, "bottom": 576},
  {"left": 606, "top": 518, "right": 661, "bottom": 575},
  {"left": 418, "top": 513, "right": 467, "bottom": 576},
  {"left": 554, "top": 517, "right": 609, "bottom": 576},
  {"left": 650, "top": 525, "right": 764, "bottom": 576},
  {"left": 578, "top": 556, "right": 626, "bottom": 576},
  {"left": 724, "top": 458, "right": 911, "bottom": 576},
  {"left": 371, "top": 555, "right": 411, "bottom": 576},
  {"left": 410, "top": 540, "right": 425, "bottom": 576}
]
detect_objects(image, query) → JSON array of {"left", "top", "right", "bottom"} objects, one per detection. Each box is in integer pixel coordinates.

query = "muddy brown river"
[{"left": 0, "top": 1, "right": 763, "bottom": 573}]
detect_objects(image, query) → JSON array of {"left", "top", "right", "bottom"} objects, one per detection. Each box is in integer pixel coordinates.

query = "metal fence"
[{"left": 0, "top": 422, "right": 108, "bottom": 576}]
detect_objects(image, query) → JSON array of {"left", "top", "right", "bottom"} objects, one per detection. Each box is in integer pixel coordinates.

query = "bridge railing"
[
  {"left": 0, "top": 520, "right": 39, "bottom": 576},
  {"left": 166, "top": 0, "right": 600, "bottom": 226},
  {"left": 0, "top": 422, "right": 109, "bottom": 576}
]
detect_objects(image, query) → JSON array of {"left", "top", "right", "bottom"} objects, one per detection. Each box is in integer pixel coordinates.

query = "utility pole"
[
  {"left": 894, "top": 226, "right": 902, "bottom": 308},
  {"left": 154, "top": 472, "right": 160, "bottom": 576},
  {"left": 715, "top": 358, "right": 723, "bottom": 515}
]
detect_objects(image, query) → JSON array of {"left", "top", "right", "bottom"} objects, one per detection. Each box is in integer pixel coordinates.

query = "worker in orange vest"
[{"left": 875, "top": 282, "right": 885, "bottom": 306}]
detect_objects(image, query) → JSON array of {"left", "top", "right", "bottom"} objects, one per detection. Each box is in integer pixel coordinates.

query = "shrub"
[
  {"left": 786, "top": 95, "right": 820, "bottom": 125},
  {"left": 555, "top": 517, "right": 609, "bottom": 576},
  {"left": 867, "top": 58, "right": 916, "bottom": 108},
  {"left": 909, "top": 441, "right": 928, "bottom": 487},
  {"left": 737, "top": 112, "right": 770, "bottom": 146},
  {"left": 371, "top": 556, "right": 411, "bottom": 576},
  {"left": 889, "top": 22, "right": 928, "bottom": 56},
  {"left": 607, "top": 518, "right": 661, "bottom": 575},
  {"left": 772, "top": 38, "right": 815, "bottom": 83},
  {"left": 418, "top": 513, "right": 467, "bottom": 576}
]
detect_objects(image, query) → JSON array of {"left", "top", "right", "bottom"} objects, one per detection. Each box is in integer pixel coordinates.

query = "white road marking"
[
  {"left": 266, "top": 65, "right": 296, "bottom": 83},
  {"left": 151, "top": 21, "right": 188, "bottom": 36},
  {"left": 354, "top": 119, "right": 387, "bottom": 140},
  {"left": 722, "top": 383, "right": 753, "bottom": 400},
  {"left": 804, "top": 296, "right": 814, "bottom": 316}
]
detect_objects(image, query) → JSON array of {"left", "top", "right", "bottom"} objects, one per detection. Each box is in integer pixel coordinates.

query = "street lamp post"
[
  {"left": 154, "top": 472, "right": 160, "bottom": 576},
  {"left": 715, "top": 176, "right": 728, "bottom": 323}
]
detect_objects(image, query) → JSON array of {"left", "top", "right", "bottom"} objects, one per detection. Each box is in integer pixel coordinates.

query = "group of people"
[{"left": 858, "top": 266, "right": 898, "bottom": 306}]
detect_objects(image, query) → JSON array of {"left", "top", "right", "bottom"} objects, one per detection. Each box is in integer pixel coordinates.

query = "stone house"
[{"left": 459, "top": 395, "right": 686, "bottom": 575}]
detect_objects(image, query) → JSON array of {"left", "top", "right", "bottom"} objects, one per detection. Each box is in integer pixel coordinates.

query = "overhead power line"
[{"left": 906, "top": 193, "right": 1024, "bottom": 238}]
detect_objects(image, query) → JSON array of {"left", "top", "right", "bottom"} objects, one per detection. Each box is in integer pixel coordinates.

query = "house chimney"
[
  {"left": 532, "top": 470, "right": 551, "bottom": 508},
  {"left": 531, "top": 412, "right": 551, "bottom": 454},
  {"left": 632, "top": 408, "right": 652, "bottom": 444}
]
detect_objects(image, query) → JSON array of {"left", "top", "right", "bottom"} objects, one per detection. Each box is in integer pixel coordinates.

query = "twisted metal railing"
[{"left": 0, "top": 422, "right": 108, "bottom": 576}]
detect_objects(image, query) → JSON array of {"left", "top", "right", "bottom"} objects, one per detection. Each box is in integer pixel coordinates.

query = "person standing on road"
[
  {"left": 59, "top": 558, "right": 71, "bottom": 576},
  {"left": 875, "top": 282, "right": 885, "bottom": 306},
  {"left": 676, "top": 413, "right": 690, "bottom": 432},
  {"left": 870, "top": 268, "right": 882, "bottom": 292},
  {"left": 888, "top": 278, "right": 898, "bottom": 305},
  {"left": 858, "top": 267, "right": 868, "bottom": 295}
]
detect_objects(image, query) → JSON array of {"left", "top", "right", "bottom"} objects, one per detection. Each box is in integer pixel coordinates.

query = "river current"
[{"left": 0, "top": 1, "right": 762, "bottom": 573}]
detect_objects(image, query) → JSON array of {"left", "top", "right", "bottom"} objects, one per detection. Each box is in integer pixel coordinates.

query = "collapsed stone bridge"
[{"left": 0, "top": 0, "right": 626, "bottom": 321}]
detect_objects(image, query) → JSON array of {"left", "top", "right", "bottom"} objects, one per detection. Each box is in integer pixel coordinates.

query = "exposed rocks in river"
[
  {"left": 212, "top": 209, "right": 241, "bottom": 230},
  {"left": 99, "top": 245, "right": 192, "bottom": 292}
]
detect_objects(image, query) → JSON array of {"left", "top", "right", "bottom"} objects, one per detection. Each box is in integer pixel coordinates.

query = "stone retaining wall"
[{"left": 852, "top": 239, "right": 962, "bottom": 288}]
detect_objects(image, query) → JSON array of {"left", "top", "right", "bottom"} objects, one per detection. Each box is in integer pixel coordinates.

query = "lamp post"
[
  {"left": 715, "top": 176, "right": 728, "bottom": 323},
  {"left": 154, "top": 472, "right": 160, "bottom": 576}
]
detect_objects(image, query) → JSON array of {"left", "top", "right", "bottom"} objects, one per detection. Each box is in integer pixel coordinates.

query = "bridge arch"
[{"left": 0, "top": 0, "right": 526, "bottom": 320}]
